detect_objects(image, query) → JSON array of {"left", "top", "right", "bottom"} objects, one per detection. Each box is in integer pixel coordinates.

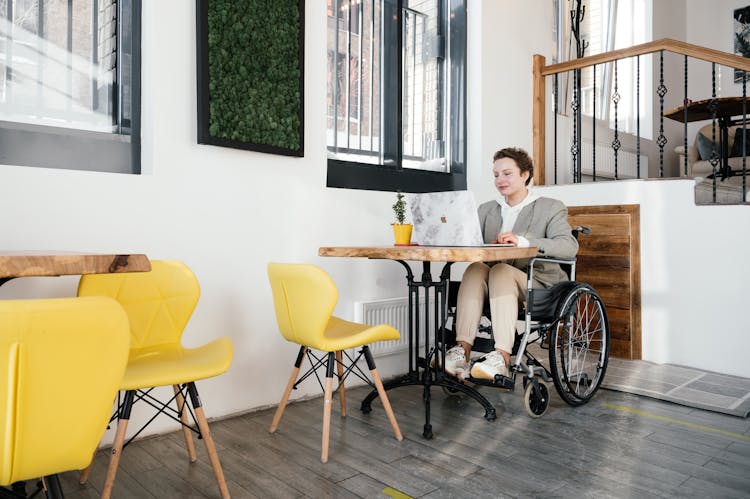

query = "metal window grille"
[
  {"left": 326, "top": 0, "right": 448, "bottom": 172},
  {"left": 0, "top": 0, "right": 128, "bottom": 134}
]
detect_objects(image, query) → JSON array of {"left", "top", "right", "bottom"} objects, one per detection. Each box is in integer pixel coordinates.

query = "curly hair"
[{"left": 493, "top": 147, "right": 534, "bottom": 185}]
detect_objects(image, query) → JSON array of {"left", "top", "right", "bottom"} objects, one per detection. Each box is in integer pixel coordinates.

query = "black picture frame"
[
  {"left": 734, "top": 5, "right": 750, "bottom": 83},
  {"left": 196, "top": 0, "right": 305, "bottom": 157}
]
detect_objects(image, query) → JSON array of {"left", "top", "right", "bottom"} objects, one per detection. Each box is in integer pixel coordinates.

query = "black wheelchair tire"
[
  {"left": 523, "top": 380, "right": 550, "bottom": 418},
  {"left": 548, "top": 284, "right": 610, "bottom": 407}
]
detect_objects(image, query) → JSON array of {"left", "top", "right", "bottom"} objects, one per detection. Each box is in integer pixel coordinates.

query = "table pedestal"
[{"left": 359, "top": 260, "right": 496, "bottom": 439}]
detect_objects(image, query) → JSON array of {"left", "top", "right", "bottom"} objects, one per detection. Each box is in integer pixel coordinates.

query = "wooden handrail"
[
  {"left": 541, "top": 38, "right": 750, "bottom": 75},
  {"left": 531, "top": 38, "right": 750, "bottom": 186}
]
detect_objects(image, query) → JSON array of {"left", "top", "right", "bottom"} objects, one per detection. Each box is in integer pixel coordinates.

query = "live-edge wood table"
[
  {"left": 0, "top": 251, "right": 151, "bottom": 286},
  {"left": 319, "top": 245, "right": 538, "bottom": 439}
]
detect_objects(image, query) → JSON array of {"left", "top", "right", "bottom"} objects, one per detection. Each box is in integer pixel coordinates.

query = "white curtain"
[{"left": 557, "top": 0, "right": 652, "bottom": 138}]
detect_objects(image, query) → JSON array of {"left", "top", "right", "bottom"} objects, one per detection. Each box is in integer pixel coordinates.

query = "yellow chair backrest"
[
  {"left": 78, "top": 260, "right": 200, "bottom": 351},
  {"left": 267, "top": 263, "right": 338, "bottom": 347},
  {"left": 0, "top": 297, "right": 130, "bottom": 485}
]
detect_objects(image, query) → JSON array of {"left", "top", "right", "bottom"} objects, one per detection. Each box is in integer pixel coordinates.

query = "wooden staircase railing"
[{"left": 532, "top": 38, "right": 750, "bottom": 186}]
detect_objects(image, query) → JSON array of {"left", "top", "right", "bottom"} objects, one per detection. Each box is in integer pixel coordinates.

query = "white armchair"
[
  {"left": 675, "top": 123, "right": 748, "bottom": 177},
  {"left": 675, "top": 124, "right": 750, "bottom": 203}
]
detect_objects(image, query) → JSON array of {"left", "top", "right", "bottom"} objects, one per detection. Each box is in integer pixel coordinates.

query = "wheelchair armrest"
[
  {"left": 528, "top": 256, "right": 576, "bottom": 267},
  {"left": 527, "top": 256, "right": 578, "bottom": 284}
]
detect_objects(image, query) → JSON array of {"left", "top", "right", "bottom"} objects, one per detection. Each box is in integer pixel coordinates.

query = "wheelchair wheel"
[
  {"left": 523, "top": 380, "right": 550, "bottom": 418},
  {"left": 548, "top": 284, "right": 609, "bottom": 407}
]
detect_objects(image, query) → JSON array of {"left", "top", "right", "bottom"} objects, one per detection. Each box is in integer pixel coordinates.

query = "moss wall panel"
[{"left": 197, "top": 0, "right": 305, "bottom": 156}]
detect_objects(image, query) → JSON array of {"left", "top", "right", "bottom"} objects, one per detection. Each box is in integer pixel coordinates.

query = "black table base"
[{"left": 360, "top": 260, "right": 497, "bottom": 439}]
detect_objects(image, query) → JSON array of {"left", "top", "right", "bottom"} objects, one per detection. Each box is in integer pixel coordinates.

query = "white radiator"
[
  {"left": 581, "top": 139, "right": 647, "bottom": 179},
  {"left": 354, "top": 297, "right": 436, "bottom": 357}
]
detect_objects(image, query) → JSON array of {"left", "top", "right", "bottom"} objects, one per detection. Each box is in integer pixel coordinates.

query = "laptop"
[{"left": 407, "top": 191, "right": 512, "bottom": 247}]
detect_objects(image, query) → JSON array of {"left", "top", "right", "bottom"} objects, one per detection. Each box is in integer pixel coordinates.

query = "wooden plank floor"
[{"left": 55, "top": 383, "right": 750, "bottom": 498}]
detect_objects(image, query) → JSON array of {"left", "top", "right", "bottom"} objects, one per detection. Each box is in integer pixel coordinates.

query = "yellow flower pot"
[{"left": 392, "top": 224, "right": 413, "bottom": 245}]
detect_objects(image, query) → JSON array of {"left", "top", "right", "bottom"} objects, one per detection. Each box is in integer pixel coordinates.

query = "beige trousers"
[{"left": 455, "top": 262, "right": 527, "bottom": 353}]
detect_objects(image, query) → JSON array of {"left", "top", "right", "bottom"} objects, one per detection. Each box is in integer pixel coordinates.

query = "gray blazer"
[{"left": 478, "top": 197, "right": 578, "bottom": 288}]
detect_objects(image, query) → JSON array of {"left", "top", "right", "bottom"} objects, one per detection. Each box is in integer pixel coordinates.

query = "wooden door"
[{"left": 568, "top": 205, "right": 641, "bottom": 359}]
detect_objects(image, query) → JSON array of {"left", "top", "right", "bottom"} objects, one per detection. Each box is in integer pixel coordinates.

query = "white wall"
[
  {"left": 0, "top": 2, "right": 412, "bottom": 438},
  {"left": 470, "top": 1, "right": 554, "bottom": 201},
  {"left": 0, "top": 1, "right": 557, "bottom": 440},
  {"left": 541, "top": 179, "right": 750, "bottom": 378},
  {"left": 1, "top": 1, "right": 748, "bottom": 444},
  {"left": 686, "top": 0, "right": 749, "bottom": 93}
]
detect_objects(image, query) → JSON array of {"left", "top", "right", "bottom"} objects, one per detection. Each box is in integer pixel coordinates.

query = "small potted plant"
[{"left": 392, "top": 191, "right": 413, "bottom": 245}]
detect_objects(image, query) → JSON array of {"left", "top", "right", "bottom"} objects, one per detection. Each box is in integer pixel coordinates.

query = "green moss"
[{"left": 207, "top": 0, "right": 302, "bottom": 152}]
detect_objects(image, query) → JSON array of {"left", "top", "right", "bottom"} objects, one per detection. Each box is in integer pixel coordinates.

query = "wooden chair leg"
[
  {"left": 321, "top": 352, "right": 336, "bottom": 463},
  {"left": 42, "top": 475, "right": 64, "bottom": 499},
  {"left": 335, "top": 350, "right": 346, "bottom": 417},
  {"left": 187, "top": 382, "right": 230, "bottom": 499},
  {"left": 174, "top": 384, "right": 197, "bottom": 462},
  {"left": 78, "top": 450, "right": 95, "bottom": 484},
  {"left": 101, "top": 390, "right": 134, "bottom": 499},
  {"left": 270, "top": 346, "right": 306, "bottom": 433},
  {"left": 363, "top": 346, "right": 402, "bottom": 441}
]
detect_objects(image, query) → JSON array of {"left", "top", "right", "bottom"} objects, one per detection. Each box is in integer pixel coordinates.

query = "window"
[
  {"left": 557, "top": 0, "right": 652, "bottom": 138},
  {"left": 326, "top": 0, "right": 466, "bottom": 192},
  {"left": 0, "top": 0, "right": 141, "bottom": 173}
]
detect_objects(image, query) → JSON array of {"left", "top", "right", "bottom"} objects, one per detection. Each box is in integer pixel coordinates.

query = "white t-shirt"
[{"left": 498, "top": 189, "right": 538, "bottom": 247}]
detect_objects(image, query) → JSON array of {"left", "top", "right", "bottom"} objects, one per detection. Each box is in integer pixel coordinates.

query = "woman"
[{"left": 445, "top": 147, "right": 578, "bottom": 380}]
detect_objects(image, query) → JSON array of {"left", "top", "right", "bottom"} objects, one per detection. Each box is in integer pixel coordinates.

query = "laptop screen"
[{"left": 407, "top": 191, "right": 507, "bottom": 246}]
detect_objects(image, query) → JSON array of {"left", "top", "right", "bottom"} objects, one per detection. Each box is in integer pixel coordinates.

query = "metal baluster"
[
  {"left": 612, "top": 60, "right": 620, "bottom": 180},
  {"left": 683, "top": 55, "right": 688, "bottom": 176},
  {"left": 345, "top": 1, "right": 352, "bottom": 149},
  {"left": 637, "top": 55, "right": 641, "bottom": 178},
  {"left": 657, "top": 50, "right": 668, "bottom": 178},
  {"left": 593, "top": 64, "right": 596, "bottom": 182},
  {"left": 357, "top": 5, "right": 365, "bottom": 150},
  {"left": 743, "top": 72, "right": 747, "bottom": 202},
  {"left": 368, "top": 2, "right": 374, "bottom": 152},
  {"left": 709, "top": 63, "right": 719, "bottom": 203},
  {"left": 571, "top": 69, "right": 580, "bottom": 183},
  {"left": 554, "top": 73, "right": 559, "bottom": 185},
  {"left": 332, "top": 0, "right": 340, "bottom": 151},
  {"left": 577, "top": 67, "right": 583, "bottom": 182}
]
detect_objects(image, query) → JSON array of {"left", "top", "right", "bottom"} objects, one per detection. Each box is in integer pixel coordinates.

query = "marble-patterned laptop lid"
[{"left": 407, "top": 191, "right": 484, "bottom": 246}]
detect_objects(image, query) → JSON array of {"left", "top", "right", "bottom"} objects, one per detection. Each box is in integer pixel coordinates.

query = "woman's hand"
[{"left": 495, "top": 232, "right": 519, "bottom": 246}]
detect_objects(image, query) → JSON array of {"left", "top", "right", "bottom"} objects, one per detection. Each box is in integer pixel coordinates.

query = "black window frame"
[
  {"left": 0, "top": 0, "right": 141, "bottom": 174},
  {"left": 326, "top": 0, "right": 467, "bottom": 193}
]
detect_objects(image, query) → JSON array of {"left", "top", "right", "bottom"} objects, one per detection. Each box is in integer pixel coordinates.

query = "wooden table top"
[
  {"left": 318, "top": 245, "right": 538, "bottom": 262},
  {"left": 664, "top": 96, "right": 750, "bottom": 123},
  {"left": 0, "top": 252, "right": 151, "bottom": 278}
]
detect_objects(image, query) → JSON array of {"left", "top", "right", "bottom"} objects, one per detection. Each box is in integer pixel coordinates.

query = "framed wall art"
[
  {"left": 734, "top": 5, "right": 750, "bottom": 83},
  {"left": 196, "top": 0, "right": 305, "bottom": 156}
]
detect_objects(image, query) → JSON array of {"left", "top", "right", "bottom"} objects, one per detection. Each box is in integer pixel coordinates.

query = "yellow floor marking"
[
  {"left": 603, "top": 402, "right": 750, "bottom": 442},
  {"left": 382, "top": 486, "right": 413, "bottom": 499}
]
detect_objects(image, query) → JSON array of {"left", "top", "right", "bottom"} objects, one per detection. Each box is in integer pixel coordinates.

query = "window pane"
[
  {"left": 327, "top": 0, "right": 381, "bottom": 165},
  {"left": 403, "top": 0, "right": 445, "bottom": 172},
  {"left": 326, "top": 0, "right": 466, "bottom": 191},
  {"left": 0, "top": 0, "right": 116, "bottom": 132}
]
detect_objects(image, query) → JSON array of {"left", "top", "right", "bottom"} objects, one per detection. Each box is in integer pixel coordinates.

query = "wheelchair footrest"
[{"left": 467, "top": 374, "right": 515, "bottom": 390}]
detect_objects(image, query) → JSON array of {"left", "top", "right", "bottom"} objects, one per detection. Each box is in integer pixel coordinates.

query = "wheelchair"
[{"left": 442, "top": 226, "right": 610, "bottom": 418}]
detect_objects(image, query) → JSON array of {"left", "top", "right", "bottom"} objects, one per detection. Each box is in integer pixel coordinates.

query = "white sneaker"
[
  {"left": 443, "top": 345, "right": 469, "bottom": 376},
  {"left": 470, "top": 351, "right": 510, "bottom": 380}
]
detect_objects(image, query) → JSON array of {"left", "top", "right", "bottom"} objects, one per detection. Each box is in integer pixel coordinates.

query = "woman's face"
[{"left": 493, "top": 157, "right": 529, "bottom": 198}]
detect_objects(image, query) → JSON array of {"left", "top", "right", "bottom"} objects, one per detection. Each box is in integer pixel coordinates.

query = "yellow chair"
[
  {"left": 77, "top": 260, "right": 233, "bottom": 499},
  {"left": 0, "top": 297, "right": 130, "bottom": 499},
  {"left": 267, "top": 263, "right": 403, "bottom": 463}
]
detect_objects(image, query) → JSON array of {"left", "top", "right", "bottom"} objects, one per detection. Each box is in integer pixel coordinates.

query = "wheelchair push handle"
[
  {"left": 572, "top": 225, "right": 591, "bottom": 240},
  {"left": 536, "top": 225, "right": 590, "bottom": 256}
]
